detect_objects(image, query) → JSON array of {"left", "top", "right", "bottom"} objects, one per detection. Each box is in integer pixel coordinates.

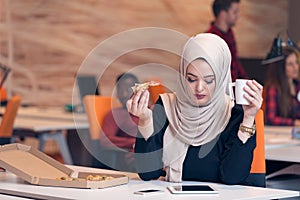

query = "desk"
[
  {"left": 264, "top": 126, "right": 300, "bottom": 149},
  {"left": 0, "top": 166, "right": 299, "bottom": 200},
  {"left": 13, "top": 107, "right": 89, "bottom": 165},
  {"left": 14, "top": 117, "right": 88, "bottom": 132},
  {"left": 16, "top": 107, "right": 87, "bottom": 122},
  {"left": 264, "top": 126, "right": 300, "bottom": 179}
]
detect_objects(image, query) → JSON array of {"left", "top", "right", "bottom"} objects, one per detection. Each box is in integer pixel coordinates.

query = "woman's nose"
[{"left": 196, "top": 80, "right": 204, "bottom": 92}]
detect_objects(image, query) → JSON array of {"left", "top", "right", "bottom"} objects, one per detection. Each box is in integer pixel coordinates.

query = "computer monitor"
[
  {"left": 76, "top": 75, "right": 100, "bottom": 111},
  {"left": 0, "top": 63, "right": 11, "bottom": 88}
]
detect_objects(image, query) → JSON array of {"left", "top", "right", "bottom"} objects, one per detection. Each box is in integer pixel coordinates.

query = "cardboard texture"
[{"left": 0, "top": 143, "right": 128, "bottom": 189}]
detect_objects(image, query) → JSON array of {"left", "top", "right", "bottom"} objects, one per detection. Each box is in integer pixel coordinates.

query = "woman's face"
[
  {"left": 186, "top": 59, "right": 216, "bottom": 106},
  {"left": 285, "top": 52, "right": 299, "bottom": 80}
]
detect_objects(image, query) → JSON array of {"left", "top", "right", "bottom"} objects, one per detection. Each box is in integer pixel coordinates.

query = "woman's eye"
[
  {"left": 187, "top": 77, "right": 196, "bottom": 83},
  {"left": 204, "top": 78, "right": 215, "bottom": 84}
]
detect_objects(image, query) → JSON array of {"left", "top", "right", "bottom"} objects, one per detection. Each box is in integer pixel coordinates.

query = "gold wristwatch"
[{"left": 239, "top": 123, "right": 256, "bottom": 137}]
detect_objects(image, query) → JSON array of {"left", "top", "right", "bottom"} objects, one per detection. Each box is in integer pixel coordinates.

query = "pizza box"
[{"left": 0, "top": 143, "right": 128, "bottom": 189}]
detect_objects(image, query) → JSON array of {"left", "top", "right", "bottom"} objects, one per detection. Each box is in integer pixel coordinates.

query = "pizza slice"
[{"left": 131, "top": 81, "right": 160, "bottom": 94}]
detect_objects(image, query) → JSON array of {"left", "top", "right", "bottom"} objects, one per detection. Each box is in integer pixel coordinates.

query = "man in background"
[
  {"left": 100, "top": 73, "right": 139, "bottom": 151},
  {"left": 206, "top": 0, "right": 247, "bottom": 81},
  {"left": 98, "top": 73, "right": 139, "bottom": 172}
]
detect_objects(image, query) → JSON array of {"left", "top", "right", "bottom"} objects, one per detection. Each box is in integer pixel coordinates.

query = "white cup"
[{"left": 229, "top": 79, "right": 250, "bottom": 105}]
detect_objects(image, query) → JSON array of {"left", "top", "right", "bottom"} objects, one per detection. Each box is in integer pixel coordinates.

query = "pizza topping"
[
  {"left": 56, "top": 175, "right": 113, "bottom": 181},
  {"left": 56, "top": 176, "right": 79, "bottom": 181},
  {"left": 86, "top": 175, "right": 114, "bottom": 181}
]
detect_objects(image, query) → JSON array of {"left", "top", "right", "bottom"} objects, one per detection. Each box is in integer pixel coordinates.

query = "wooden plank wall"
[{"left": 0, "top": 0, "right": 288, "bottom": 106}]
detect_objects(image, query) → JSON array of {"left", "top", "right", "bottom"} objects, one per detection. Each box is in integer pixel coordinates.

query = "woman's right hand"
[
  {"left": 126, "top": 89, "right": 152, "bottom": 122},
  {"left": 127, "top": 89, "right": 154, "bottom": 140}
]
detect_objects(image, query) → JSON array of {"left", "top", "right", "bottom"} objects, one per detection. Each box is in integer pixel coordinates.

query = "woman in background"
[{"left": 264, "top": 46, "right": 300, "bottom": 126}]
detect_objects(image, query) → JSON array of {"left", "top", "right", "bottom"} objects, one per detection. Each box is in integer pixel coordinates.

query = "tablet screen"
[{"left": 168, "top": 185, "right": 218, "bottom": 194}]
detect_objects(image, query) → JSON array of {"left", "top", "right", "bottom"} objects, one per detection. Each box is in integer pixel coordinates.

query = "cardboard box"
[{"left": 0, "top": 143, "right": 128, "bottom": 189}]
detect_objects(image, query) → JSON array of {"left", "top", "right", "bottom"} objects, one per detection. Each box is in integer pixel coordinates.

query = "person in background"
[
  {"left": 127, "top": 33, "right": 263, "bottom": 186},
  {"left": 264, "top": 46, "right": 300, "bottom": 126},
  {"left": 100, "top": 73, "right": 139, "bottom": 151},
  {"left": 96, "top": 73, "right": 139, "bottom": 172},
  {"left": 206, "top": 0, "right": 247, "bottom": 81}
]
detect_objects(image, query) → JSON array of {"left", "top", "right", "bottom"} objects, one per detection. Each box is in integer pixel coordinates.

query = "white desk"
[
  {"left": 264, "top": 125, "right": 300, "bottom": 149},
  {"left": 13, "top": 107, "right": 89, "bottom": 165},
  {"left": 16, "top": 106, "right": 87, "bottom": 122},
  {"left": 14, "top": 117, "right": 89, "bottom": 132},
  {"left": 264, "top": 125, "right": 294, "bottom": 135},
  {"left": 0, "top": 166, "right": 298, "bottom": 200},
  {"left": 264, "top": 126, "right": 300, "bottom": 159},
  {"left": 264, "top": 126, "right": 300, "bottom": 179}
]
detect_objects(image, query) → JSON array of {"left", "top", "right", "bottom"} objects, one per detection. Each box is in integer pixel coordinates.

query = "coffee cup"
[{"left": 229, "top": 79, "right": 250, "bottom": 105}]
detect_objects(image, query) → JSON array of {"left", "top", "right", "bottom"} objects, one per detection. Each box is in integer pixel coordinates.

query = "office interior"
[{"left": 1, "top": 0, "right": 300, "bottom": 199}]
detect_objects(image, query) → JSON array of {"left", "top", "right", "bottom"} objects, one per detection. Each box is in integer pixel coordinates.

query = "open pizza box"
[{"left": 0, "top": 143, "right": 129, "bottom": 189}]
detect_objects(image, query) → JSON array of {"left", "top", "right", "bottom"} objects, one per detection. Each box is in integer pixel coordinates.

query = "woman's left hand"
[{"left": 242, "top": 80, "right": 263, "bottom": 120}]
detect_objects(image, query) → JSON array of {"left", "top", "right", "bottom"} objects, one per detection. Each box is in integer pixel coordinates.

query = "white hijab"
[{"left": 160, "top": 33, "right": 234, "bottom": 182}]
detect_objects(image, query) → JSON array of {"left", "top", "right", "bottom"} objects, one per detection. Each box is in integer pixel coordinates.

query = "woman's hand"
[
  {"left": 126, "top": 89, "right": 152, "bottom": 123},
  {"left": 242, "top": 80, "right": 263, "bottom": 126},
  {"left": 237, "top": 80, "right": 263, "bottom": 143},
  {"left": 127, "top": 89, "right": 153, "bottom": 140}
]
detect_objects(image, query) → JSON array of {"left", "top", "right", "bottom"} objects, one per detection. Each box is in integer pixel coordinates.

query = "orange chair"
[
  {"left": 83, "top": 95, "right": 137, "bottom": 172},
  {"left": 148, "top": 79, "right": 166, "bottom": 105},
  {"left": 245, "top": 109, "right": 266, "bottom": 187},
  {"left": 0, "top": 96, "right": 22, "bottom": 145},
  {"left": 0, "top": 87, "right": 7, "bottom": 103},
  {"left": 83, "top": 95, "right": 121, "bottom": 140}
]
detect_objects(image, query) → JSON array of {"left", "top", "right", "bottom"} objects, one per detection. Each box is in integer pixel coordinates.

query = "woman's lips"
[{"left": 195, "top": 94, "right": 205, "bottom": 100}]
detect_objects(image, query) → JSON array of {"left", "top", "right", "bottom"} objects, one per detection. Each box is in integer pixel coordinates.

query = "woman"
[
  {"left": 264, "top": 47, "right": 300, "bottom": 126},
  {"left": 127, "top": 33, "right": 263, "bottom": 185}
]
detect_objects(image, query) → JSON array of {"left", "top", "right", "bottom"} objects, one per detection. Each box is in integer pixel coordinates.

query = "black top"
[{"left": 134, "top": 97, "right": 256, "bottom": 185}]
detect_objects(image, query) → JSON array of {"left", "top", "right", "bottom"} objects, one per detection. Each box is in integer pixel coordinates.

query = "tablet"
[{"left": 167, "top": 185, "right": 218, "bottom": 194}]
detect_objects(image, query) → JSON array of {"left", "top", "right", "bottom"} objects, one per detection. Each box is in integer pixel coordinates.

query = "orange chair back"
[
  {"left": 83, "top": 95, "right": 120, "bottom": 140},
  {"left": 0, "top": 87, "right": 7, "bottom": 102},
  {"left": 0, "top": 96, "right": 21, "bottom": 138},
  {"left": 148, "top": 80, "right": 166, "bottom": 105},
  {"left": 250, "top": 109, "right": 265, "bottom": 174}
]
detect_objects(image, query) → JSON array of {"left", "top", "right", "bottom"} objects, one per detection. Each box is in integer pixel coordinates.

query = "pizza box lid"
[{"left": 0, "top": 143, "right": 128, "bottom": 189}]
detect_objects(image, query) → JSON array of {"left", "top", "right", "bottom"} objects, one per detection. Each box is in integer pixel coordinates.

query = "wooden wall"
[{"left": 0, "top": 0, "right": 288, "bottom": 106}]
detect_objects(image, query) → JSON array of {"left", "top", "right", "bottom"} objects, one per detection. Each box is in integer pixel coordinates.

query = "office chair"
[
  {"left": 0, "top": 96, "right": 21, "bottom": 145},
  {"left": 83, "top": 95, "right": 120, "bottom": 140},
  {"left": 147, "top": 79, "right": 166, "bottom": 105},
  {"left": 244, "top": 109, "right": 266, "bottom": 187},
  {"left": 83, "top": 95, "right": 137, "bottom": 172}
]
